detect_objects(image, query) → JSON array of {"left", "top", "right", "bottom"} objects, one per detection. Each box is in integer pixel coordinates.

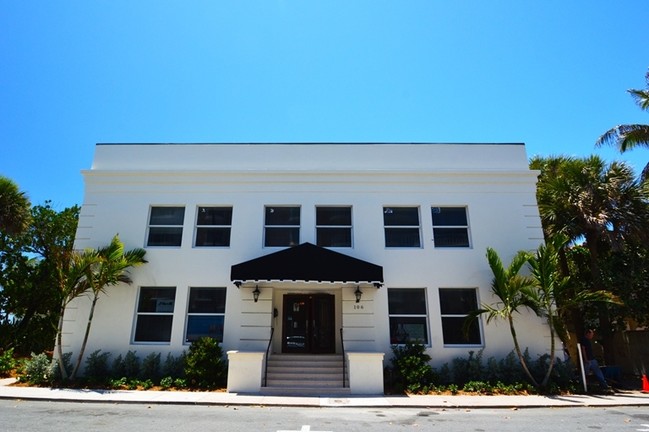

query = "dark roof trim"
[{"left": 96, "top": 142, "right": 525, "bottom": 146}]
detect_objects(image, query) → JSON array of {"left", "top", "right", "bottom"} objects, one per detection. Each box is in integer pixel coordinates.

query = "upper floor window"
[
  {"left": 195, "top": 206, "right": 232, "bottom": 247},
  {"left": 431, "top": 207, "right": 470, "bottom": 248},
  {"left": 383, "top": 207, "right": 421, "bottom": 248},
  {"left": 439, "top": 288, "right": 482, "bottom": 345},
  {"left": 316, "top": 206, "right": 352, "bottom": 247},
  {"left": 185, "top": 287, "right": 226, "bottom": 343},
  {"left": 388, "top": 288, "right": 429, "bottom": 344},
  {"left": 264, "top": 206, "right": 300, "bottom": 247},
  {"left": 147, "top": 206, "right": 185, "bottom": 247}
]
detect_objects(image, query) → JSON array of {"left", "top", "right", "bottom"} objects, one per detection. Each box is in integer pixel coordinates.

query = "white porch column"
[
  {"left": 226, "top": 351, "right": 265, "bottom": 393},
  {"left": 347, "top": 352, "right": 385, "bottom": 394}
]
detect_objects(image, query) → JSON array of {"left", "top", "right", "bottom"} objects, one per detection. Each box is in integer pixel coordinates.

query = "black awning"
[{"left": 230, "top": 243, "right": 383, "bottom": 284}]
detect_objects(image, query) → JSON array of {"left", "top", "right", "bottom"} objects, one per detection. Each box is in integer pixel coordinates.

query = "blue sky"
[{"left": 2, "top": 1, "right": 648, "bottom": 210}]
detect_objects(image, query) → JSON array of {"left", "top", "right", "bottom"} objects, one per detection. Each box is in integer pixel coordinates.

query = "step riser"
[
  {"left": 267, "top": 373, "right": 343, "bottom": 380},
  {"left": 266, "top": 380, "right": 345, "bottom": 388},
  {"left": 268, "top": 365, "right": 343, "bottom": 374},
  {"left": 260, "top": 388, "right": 351, "bottom": 396},
  {"left": 263, "top": 355, "right": 347, "bottom": 391}
]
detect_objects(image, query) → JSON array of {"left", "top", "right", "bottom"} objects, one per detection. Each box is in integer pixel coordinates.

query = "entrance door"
[{"left": 282, "top": 294, "right": 335, "bottom": 354}]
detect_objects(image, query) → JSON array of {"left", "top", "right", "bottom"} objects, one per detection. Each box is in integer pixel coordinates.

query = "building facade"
[{"left": 62, "top": 143, "right": 549, "bottom": 393}]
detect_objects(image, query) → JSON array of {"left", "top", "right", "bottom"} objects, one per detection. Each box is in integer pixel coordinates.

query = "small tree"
[
  {"left": 525, "top": 235, "right": 570, "bottom": 388},
  {"left": 467, "top": 248, "right": 539, "bottom": 387},
  {"left": 55, "top": 251, "right": 96, "bottom": 379},
  {"left": 70, "top": 235, "right": 146, "bottom": 379},
  {"left": 470, "top": 238, "right": 620, "bottom": 390}
]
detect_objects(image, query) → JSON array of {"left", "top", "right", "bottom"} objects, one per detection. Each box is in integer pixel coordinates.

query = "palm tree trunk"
[
  {"left": 541, "top": 316, "right": 557, "bottom": 388},
  {"left": 55, "top": 301, "right": 68, "bottom": 380},
  {"left": 70, "top": 292, "right": 99, "bottom": 380},
  {"left": 585, "top": 232, "right": 616, "bottom": 365},
  {"left": 508, "top": 315, "right": 539, "bottom": 388}
]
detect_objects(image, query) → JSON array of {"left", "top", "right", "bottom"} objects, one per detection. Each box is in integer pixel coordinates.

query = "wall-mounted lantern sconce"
[
  {"left": 354, "top": 286, "right": 363, "bottom": 303},
  {"left": 252, "top": 285, "right": 261, "bottom": 303}
]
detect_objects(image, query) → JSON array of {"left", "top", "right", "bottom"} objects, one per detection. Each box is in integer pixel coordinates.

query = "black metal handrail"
[
  {"left": 340, "top": 328, "right": 347, "bottom": 388},
  {"left": 263, "top": 327, "right": 274, "bottom": 387}
]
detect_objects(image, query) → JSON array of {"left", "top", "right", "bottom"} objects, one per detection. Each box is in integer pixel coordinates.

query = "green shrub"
[
  {"left": 160, "top": 376, "right": 174, "bottom": 389},
  {"left": 52, "top": 352, "right": 73, "bottom": 382},
  {"left": 126, "top": 378, "right": 139, "bottom": 390},
  {"left": 141, "top": 353, "right": 161, "bottom": 382},
  {"left": 451, "top": 350, "right": 485, "bottom": 385},
  {"left": 389, "top": 342, "right": 435, "bottom": 394},
  {"left": 84, "top": 350, "right": 111, "bottom": 382},
  {"left": 108, "top": 377, "right": 128, "bottom": 388},
  {"left": 0, "top": 348, "right": 16, "bottom": 377},
  {"left": 184, "top": 337, "right": 227, "bottom": 389},
  {"left": 438, "top": 349, "right": 575, "bottom": 394},
  {"left": 162, "top": 352, "right": 186, "bottom": 378},
  {"left": 462, "top": 380, "right": 491, "bottom": 394},
  {"left": 20, "top": 352, "right": 56, "bottom": 386},
  {"left": 173, "top": 377, "right": 188, "bottom": 389},
  {"left": 112, "top": 351, "right": 140, "bottom": 379}
]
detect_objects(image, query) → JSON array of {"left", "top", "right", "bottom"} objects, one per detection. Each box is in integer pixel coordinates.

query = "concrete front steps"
[{"left": 261, "top": 354, "right": 350, "bottom": 396}]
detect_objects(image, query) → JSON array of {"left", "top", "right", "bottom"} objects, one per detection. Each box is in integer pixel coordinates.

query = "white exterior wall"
[{"left": 62, "top": 143, "right": 549, "bottom": 370}]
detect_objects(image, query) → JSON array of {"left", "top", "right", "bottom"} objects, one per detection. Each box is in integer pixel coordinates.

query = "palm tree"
[
  {"left": 596, "top": 70, "right": 649, "bottom": 180},
  {"left": 55, "top": 251, "right": 98, "bottom": 379},
  {"left": 530, "top": 155, "right": 649, "bottom": 363},
  {"left": 525, "top": 234, "right": 571, "bottom": 388},
  {"left": 0, "top": 176, "right": 31, "bottom": 236},
  {"left": 468, "top": 248, "right": 539, "bottom": 387},
  {"left": 70, "top": 235, "right": 146, "bottom": 379}
]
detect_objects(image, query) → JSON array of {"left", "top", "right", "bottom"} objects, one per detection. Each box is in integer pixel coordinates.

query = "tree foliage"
[
  {"left": 0, "top": 176, "right": 31, "bottom": 237},
  {"left": 596, "top": 69, "right": 649, "bottom": 179},
  {"left": 0, "top": 201, "right": 80, "bottom": 355},
  {"left": 68, "top": 235, "right": 146, "bottom": 380},
  {"left": 471, "top": 235, "right": 620, "bottom": 390},
  {"left": 531, "top": 155, "right": 649, "bottom": 363},
  {"left": 467, "top": 248, "right": 539, "bottom": 387}
]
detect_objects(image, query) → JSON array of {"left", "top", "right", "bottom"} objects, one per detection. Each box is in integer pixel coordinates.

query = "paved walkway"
[{"left": 1, "top": 378, "right": 648, "bottom": 408}]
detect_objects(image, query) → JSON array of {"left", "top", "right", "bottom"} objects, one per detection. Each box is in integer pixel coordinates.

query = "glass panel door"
[{"left": 282, "top": 294, "right": 335, "bottom": 354}]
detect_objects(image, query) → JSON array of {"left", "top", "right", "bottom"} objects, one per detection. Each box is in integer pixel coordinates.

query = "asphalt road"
[{"left": 1, "top": 400, "right": 649, "bottom": 432}]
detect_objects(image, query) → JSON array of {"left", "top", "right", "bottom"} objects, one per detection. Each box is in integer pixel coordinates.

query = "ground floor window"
[
  {"left": 388, "top": 288, "right": 429, "bottom": 344},
  {"left": 185, "top": 287, "right": 226, "bottom": 343},
  {"left": 134, "top": 287, "right": 176, "bottom": 343},
  {"left": 438, "top": 288, "right": 482, "bottom": 345}
]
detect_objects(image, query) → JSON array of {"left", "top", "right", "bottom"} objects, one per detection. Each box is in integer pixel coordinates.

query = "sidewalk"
[{"left": 2, "top": 378, "right": 648, "bottom": 409}]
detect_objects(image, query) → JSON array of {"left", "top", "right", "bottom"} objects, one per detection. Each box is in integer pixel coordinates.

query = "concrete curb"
[{"left": 2, "top": 378, "right": 648, "bottom": 409}]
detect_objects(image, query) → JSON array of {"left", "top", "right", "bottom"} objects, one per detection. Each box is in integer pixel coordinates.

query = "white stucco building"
[{"left": 62, "top": 143, "right": 548, "bottom": 394}]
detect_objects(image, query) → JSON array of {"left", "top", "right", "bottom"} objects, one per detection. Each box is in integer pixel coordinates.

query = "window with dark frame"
[
  {"left": 431, "top": 207, "right": 470, "bottom": 248},
  {"left": 264, "top": 206, "right": 300, "bottom": 247},
  {"left": 134, "top": 287, "right": 176, "bottom": 343},
  {"left": 185, "top": 287, "right": 226, "bottom": 343},
  {"left": 388, "top": 288, "right": 429, "bottom": 344},
  {"left": 316, "top": 206, "right": 352, "bottom": 247},
  {"left": 147, "top": 206, "right": 185, "bottom": 247},
  {"left": 195, "top": 207, "right": 232, "bottom": 247},
  {"left": 439, "top": 288, "right": 482, "bottom": 345},
  {"left": 383, "top": 207, "right": 421, "bottom": 248}
]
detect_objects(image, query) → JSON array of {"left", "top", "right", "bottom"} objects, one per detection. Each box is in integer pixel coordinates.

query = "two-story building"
[{"left": 61, "top": 143, "right": 548, "bottom": 394}]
